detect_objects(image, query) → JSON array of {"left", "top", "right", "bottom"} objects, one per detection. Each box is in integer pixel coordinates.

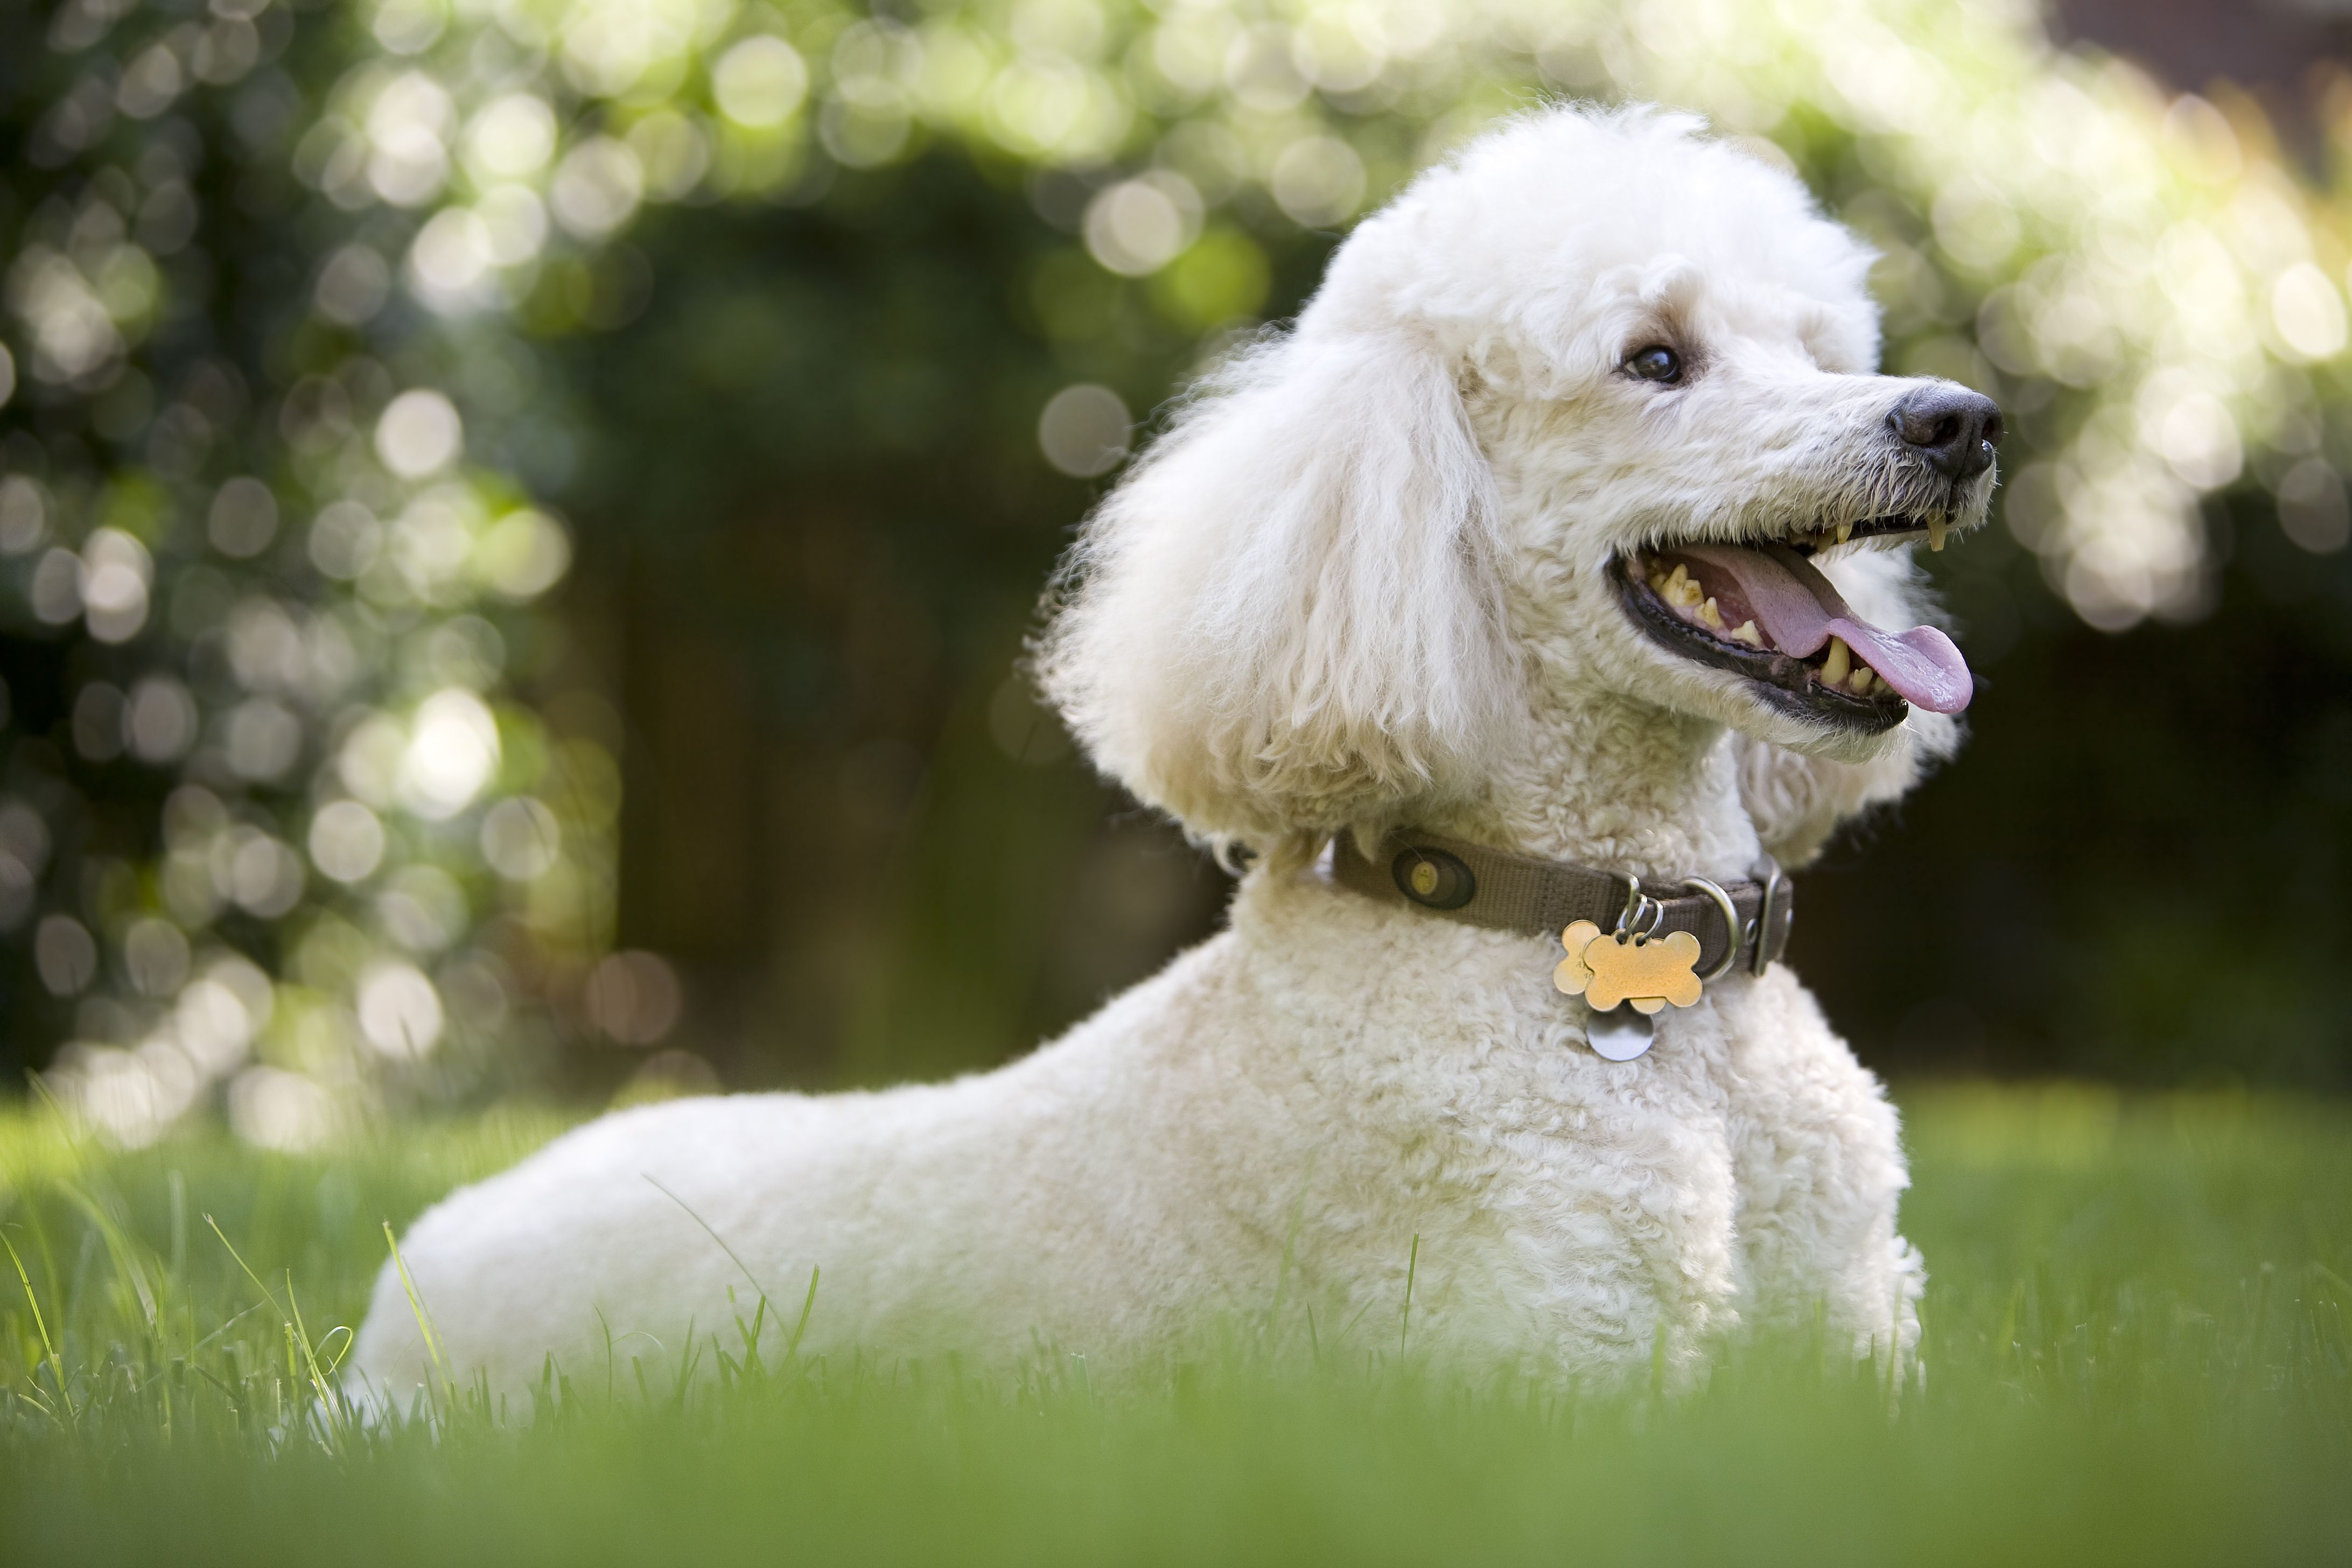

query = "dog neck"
[{"left": 1417, "top": 669, "right": 1763, "bottom": 886}]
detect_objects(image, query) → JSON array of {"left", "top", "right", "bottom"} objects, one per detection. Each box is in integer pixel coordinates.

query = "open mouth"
[{"left": 1611, "top": 523, "right": 1975, "bottom": 732}]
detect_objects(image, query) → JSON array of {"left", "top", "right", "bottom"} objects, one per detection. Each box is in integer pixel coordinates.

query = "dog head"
[{"left": 1038, "top": 104, "right": 1997, "bottom": 853}]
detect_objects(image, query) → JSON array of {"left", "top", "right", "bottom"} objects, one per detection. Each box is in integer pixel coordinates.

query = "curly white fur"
[{"left": 351, "top": 105, "right": 1984, "bottom": 1411}]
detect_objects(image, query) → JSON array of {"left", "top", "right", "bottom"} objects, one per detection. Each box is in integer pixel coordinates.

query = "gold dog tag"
[{"left": 1553, "top": 920, "right": 1704, "bottom": 1014}]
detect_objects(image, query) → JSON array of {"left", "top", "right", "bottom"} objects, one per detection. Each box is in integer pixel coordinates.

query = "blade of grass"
[
  {"left": 55, "top": 1179, "right": 159, "bottom": 1328},
  {"left": 1401, "top": 1233, "right": 1420, "bottom": 1356},
  {"left": 785, "top": 1265, "right": 821, "bottom": 1364},
  {"left": 1, "top": 1227, "right": 73, "bottom": 1425},
  {"left": 644, "top": 1174, "right": 778, "bottom": 1302},
  {"left": 1269, "top": 1153, "right": 1317, "bottom": 1348},
  {"left": 283, "top": 1272, "right": 353, "bottom": 1441},
  {"left": 204, "top": 1214, "right": 350, "bottom": 1448},
  {"left": 382, "top": 1220, "right": 458, "bottom": 1422},
  {"left": 646, "top": 1173, "right": 820, "bottom": 1373}
]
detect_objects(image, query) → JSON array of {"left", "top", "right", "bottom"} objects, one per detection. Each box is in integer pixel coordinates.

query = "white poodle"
[{"left": 349, "top": 104, "right": 2000, "bottom": 1410}]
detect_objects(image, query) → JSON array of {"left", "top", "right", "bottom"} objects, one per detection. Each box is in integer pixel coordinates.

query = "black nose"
[{"left": 1887, "top": 386, "right": 2003, "bottom": 482}]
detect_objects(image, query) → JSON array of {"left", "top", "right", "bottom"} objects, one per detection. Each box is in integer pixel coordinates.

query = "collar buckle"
[{"left": 1745, "top": 856, "right": 1787, "bottom": 977}]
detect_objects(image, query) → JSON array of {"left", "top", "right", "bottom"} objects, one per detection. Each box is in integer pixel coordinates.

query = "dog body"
[
  {"left": 350, "top": 106, "right": 1991, "bottom": 1407},
  {"left": 350, "top": 874, "right": 1908, "bottom": 1400}
]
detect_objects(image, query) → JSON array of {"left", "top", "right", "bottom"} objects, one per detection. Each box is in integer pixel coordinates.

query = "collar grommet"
[{"left": 1392, "top": 846, "right": 1476, "bottom": 910}]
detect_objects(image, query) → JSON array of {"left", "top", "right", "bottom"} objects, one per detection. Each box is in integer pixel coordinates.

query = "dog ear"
[{"left": 1037, "top": 327, "right": 1518, "bottom": 857}]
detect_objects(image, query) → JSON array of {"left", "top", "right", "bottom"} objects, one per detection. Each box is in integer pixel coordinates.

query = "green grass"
[{"left": 2, "top": 1083, "right": 2347, "bottom": 1565}]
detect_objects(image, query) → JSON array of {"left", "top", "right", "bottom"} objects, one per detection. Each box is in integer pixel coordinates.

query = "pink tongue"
[{"left": 1677, "top": 544, "right": 1973, "bottom": 714}]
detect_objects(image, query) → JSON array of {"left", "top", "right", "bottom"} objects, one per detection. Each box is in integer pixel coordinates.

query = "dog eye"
[{"left": 1625, "top": 345, "right": 1683, "bottom": 383}]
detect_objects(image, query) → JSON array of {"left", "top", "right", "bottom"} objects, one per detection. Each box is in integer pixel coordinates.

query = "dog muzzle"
[{"left": 1331, "top": 830, "right": 1792, "bottom": 1061}]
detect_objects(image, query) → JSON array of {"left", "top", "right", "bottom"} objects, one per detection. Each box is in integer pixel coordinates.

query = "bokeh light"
[
  {"left": 1039, "top": 383, "right": 1132, "bottom": 477},
  {"left": 9, "top": 0, "right": 2352, "bottom": 1139}
]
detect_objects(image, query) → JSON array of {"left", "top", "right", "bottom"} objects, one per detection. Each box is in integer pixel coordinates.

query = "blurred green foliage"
[{"left": 6, "top": 0, "right": 2352, "bottom": 1139}]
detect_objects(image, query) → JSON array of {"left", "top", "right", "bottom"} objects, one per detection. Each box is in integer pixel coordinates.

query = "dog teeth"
[
  {"left": 1836, "top": 522, "right": 1853, "bottom": 545},
  {"left": 1928, "top": 515, "right": 1948, "bottom": 552},
  {"left": 1651, "top": 563, "right": 1706, "bottom": 613},
  {"left": 1850, "top": 667, "right": 1875, "bottom": 695},
  {"left": 1728, "top": 619, "right": 1763, "bottom": 647},
  {"left": 1821, "top": 635, "right": 1851, "bottom": 687},
  {"left": 1698, "top": 597, "right": 1724, "bottom": 630}
]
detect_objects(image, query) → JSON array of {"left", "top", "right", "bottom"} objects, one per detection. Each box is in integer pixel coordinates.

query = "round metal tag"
[{"left": 1586, "top": 1006, "right": 1655, "bottom": 1061}]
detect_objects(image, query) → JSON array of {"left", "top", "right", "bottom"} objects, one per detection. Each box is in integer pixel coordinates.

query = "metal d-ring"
[
  {"left": 1613, "top": 877, "right": 1667, "bottom": 945},
  {"left": 1746, "top": 856, "right": 1786, "bottom": 978},
  {"left": 1679, "top": 875, "right": 1742, "bottom": 983}
]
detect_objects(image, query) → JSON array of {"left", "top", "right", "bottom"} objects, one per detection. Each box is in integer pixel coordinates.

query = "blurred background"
[{"left": 4, "top": 0, "right": 2352, "bottom": 1149}]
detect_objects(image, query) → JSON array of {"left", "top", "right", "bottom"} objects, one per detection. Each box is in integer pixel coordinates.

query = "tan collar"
[{"left": 1329, "top": 829, "right": 1791, "bottom": 981}]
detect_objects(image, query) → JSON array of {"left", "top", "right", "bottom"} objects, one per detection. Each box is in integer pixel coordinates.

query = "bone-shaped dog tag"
[
  {"left": 1555, "top": 919, "right": 1703, "bottom": 1060},
  {"left": 1553, "top": 920, "right": 1704, "bottom": 1012}
]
